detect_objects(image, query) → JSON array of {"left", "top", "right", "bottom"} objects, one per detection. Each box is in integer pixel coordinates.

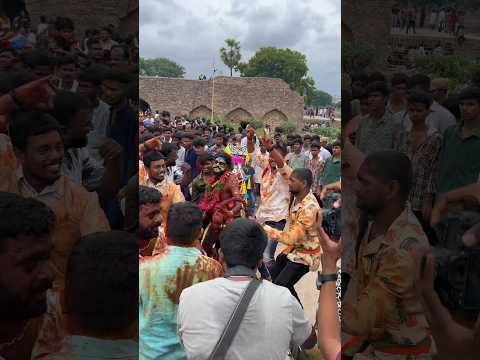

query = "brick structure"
[
  {"left": 139, "top": 76, "right": 305, "bottom": 128},
  {"left": 25, "top": 0, "right": 137, "bottom": 36}
]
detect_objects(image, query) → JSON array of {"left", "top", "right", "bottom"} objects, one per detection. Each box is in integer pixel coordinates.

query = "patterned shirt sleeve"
[{"left": 264, "top": 202, "right": 316, "bottom": 246}]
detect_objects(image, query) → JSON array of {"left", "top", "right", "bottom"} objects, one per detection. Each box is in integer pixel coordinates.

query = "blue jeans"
[{"left": 259, "top": 220, "right": 286, "bottom": 279}]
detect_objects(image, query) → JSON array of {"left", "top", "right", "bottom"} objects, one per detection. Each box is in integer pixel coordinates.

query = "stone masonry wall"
[
  {"left": 139, "top": 76, "right": 305, "bottom": 128},
  {"left": 25, "top": 0, "right": 134, "bottom": 36},
  {"left": 343, "top": 0, "right": 394, "bottom": 58}
]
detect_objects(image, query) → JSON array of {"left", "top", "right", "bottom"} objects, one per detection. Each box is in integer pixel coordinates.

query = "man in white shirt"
[
  {"left": 403, "top": 74, "right": 457, "bottom": 134},
  {"left": 178, "top": 218, "right": 317, "bottom": 360}
]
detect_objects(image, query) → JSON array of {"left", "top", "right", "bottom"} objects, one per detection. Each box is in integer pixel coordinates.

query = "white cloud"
[{"left": 140, "top": 0, "right": 340, "bottom": 95}]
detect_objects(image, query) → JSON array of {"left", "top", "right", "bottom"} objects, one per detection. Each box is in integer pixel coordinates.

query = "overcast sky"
[{"left": 140, "top": 0, "right": 341, "bottom": 96}]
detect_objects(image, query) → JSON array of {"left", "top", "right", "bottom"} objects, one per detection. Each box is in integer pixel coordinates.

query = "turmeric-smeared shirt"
[
  {"left": 342, "top": 205, "right": 433, "bottom": 358},
  {"left": 139, "top": 246, "right": 223, "bottom": 360}
]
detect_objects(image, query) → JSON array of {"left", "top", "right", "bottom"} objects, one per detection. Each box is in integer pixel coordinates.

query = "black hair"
[
  {"left": 55, "top": 17, "right": 74, "bottom": 32},
  {"left": 103, "top": 69, "right": 131, "bottom": 84},
  {"left": 272, "top": 144, "right": 287, "bottom": 157},
  {"left": 181, "top": 132, "right": 194, "bottom": 140},
  {"left": 408, "top": 74, "right": 431, "bottom": 92},
  {"left": 310, "top": 142, "right": 321, "bottom": 149},
  {"left": 458, "top": 86, "right": 480, "bottom": 102},
  {"left": 198, "top": 152, "right": 215, "bottom": 165},
  {"left": 407, "top": 91, "right": 433, "bottom": 108},
  {"left": 367, "top": 71, "right": 387, "bottom": 85},
  {"left": 9, "top": 111, "right": 61, "bottom": 151},
  {"left": 391, "top": 72, "right": 409, "bottom": 86},
  {"left": 138, "top": 185, "right": 162, "bottom": 206},
  {"left": 0, "top": 72, "right": 35, "bottom": 94},
  {"left": 51, "top": 91, "right": 91, "bottom": 128},
  {"left": 166, "top": 203, "right": 203, "bottom": 245},
  {"left": 64, "top": 231, "right": 137, "bottom": 335},
  {"left": 142, "top": 150, "right": 165, "bottom": 168},
  {"left": 55, "top": 55, "right": 77, "bottom": 67},
  {"left": 0, "top": 192, "right": 55, "bottom": 251},
  {"left": 23, "top": 50, "right": 53, "bottom": 68},
  {"left": 193, "top": 137, "right": 206, "bottom": 147},
  {"left": 293, "top": 138, "right": 303, "bottom": 146},
  {"left": 160, "top": 143, "right": 178, "bottom": 157},
  {"left": 332, "top": 140, "right": 341, "bottom": 148},
  {"left": 303, "top": 134, "right": 311, "bottom": 140},
  {"left": 140, "top": 133, "right": 154, "bottom": 144},
  {"left": 363, "top": 150, "right": 412, "bottom": 198},
  {"left": 219, "top": 218, "right": 267, "bottom": 269},
  {"left": 78, "top": 68, "right": 104, "bottom": 86},
  {"left": 291, "top": 168, "right": 313, "bottom": 189},
  {"left": 365, "top": 81, "right": 389, "bottom": 98}
]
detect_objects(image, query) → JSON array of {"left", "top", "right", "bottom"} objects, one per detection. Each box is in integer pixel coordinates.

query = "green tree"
[
  {"left": 140, "top": 57, "right": 185, "bottom": 78},
  {"left": 238, "top": 47, "right": 314, "bottom": 97},
  {"left": 220, "top": 39, "right": 242, "bottom": 77},
  {"left": 308, "top": 89, "right": 333, "bottom": 107}
]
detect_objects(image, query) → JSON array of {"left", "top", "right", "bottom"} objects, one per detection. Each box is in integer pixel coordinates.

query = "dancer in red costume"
[{"left": 199, "top": 152, "right": 243, "bottom": 258}]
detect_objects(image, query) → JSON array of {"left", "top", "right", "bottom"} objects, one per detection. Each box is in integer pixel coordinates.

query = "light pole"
[{"left": 211, "top": 61, "right": 216, "bottom": 121}]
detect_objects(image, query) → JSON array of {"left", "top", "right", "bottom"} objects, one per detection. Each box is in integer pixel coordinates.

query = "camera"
[
  {"left": 433, "top": 211, "right": 480, "bottom": 312},
  {"left": 322, "top": 192, "right": 341, "bottom": 241}
]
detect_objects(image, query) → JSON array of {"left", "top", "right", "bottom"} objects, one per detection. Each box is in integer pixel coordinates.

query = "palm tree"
[{"left": 220, "top": 38, "right": 241, "bottom": 77}]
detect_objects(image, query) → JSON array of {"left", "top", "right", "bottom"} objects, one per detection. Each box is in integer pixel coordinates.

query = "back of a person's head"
[
  {"left": 65, "top": 231, "right": 137, "bottom": 336},
  {"left": 166, "top": 203, "right": 203, "bottom": 246},
  {"left": 365, "top": 81, "right": 389, "bottom": 98},
  {"left": 51, "top": 91, "right": 91, "bottom": 127},
  {"left": 408, "top": 74, "right": 431, "bottom": 92},
  {"left": 0, "top": 192, "right": 55, "bottom": 247},
  {"left": 9, "top": 111, "right": 61, "bottom": 151},
  {"left": 407, "top": 91, "right": 433, "bottom": 107},
  {"left": 364, "top": 150, "right": 412, "bottom": 199},
  {"left": 220, "top": 218, "right": 267, "bottom": 269}
]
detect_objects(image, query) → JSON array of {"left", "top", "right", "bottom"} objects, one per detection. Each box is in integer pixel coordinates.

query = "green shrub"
[
  {"left": 312, "top": 126, "right": 340, "bottom": 142},
  {"left": 280, "top": 120, "right": 298, "bottom": 134}
]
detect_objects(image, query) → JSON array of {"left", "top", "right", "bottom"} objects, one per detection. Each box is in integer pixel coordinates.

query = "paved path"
[{"left": 391, "top": 27, "right": 480, "bottom": 40}]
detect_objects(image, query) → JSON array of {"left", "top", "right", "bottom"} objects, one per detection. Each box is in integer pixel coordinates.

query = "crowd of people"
[
  {"left": 0, "top": 7, "right": 139, "bottom": 360},
  {"left": 392, "top": 4, "right": 466, "bottom": 37},
  {"left": 138, "top": 109, "right": 342, "bottom": 358},
  {"left": 342, "top": 63, "right": 480, "bottom": 358}
]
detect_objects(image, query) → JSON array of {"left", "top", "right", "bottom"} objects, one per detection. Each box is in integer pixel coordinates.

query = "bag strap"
[{"left": 208, "top": 279, "right": 262, "bottom": 360}]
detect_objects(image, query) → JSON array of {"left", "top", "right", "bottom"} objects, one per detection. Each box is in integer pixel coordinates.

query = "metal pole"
[{"left": 211, "top": 75, "right": 215, "bottom": 121}]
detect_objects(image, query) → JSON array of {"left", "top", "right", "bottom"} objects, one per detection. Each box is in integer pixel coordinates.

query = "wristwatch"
[{"left": 316, "top": 272, "right": 338, "bottom": 290}]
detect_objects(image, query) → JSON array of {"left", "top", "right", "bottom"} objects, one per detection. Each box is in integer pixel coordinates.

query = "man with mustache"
[
  {"left": 139, "top": 150, "right": 184, "bottom": 225},
  {"left": 199, "top": 152, "right": 243, "bottom": 259},
  {"left": 0, "top": 192, "right": 55, "bottom": 360}
]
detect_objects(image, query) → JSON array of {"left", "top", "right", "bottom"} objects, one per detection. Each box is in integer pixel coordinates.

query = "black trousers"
[{"left": 270, "top": 253, "right": 309, "bottom": 305}]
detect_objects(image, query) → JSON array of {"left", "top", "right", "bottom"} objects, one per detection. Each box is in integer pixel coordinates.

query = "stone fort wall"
[
  {"left": 25, "top": 0, "right": 137, "bottom": 35},
  {"left": 140, "top": 76, "right": 305, "bottom": 128},
  {"left": 342, "top": 0, "right": 394, "bottom": 63}
]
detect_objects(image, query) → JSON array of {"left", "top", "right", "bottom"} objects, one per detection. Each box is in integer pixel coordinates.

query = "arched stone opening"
[
  {"left": 262, "top": 109, "right": 288, "bottom": 128},
  {"left": 190, "top": 105, "right": 212, "bottom": 119},
  {"left": 226, "top": 107, "right": 253, "bottom": 123}
]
